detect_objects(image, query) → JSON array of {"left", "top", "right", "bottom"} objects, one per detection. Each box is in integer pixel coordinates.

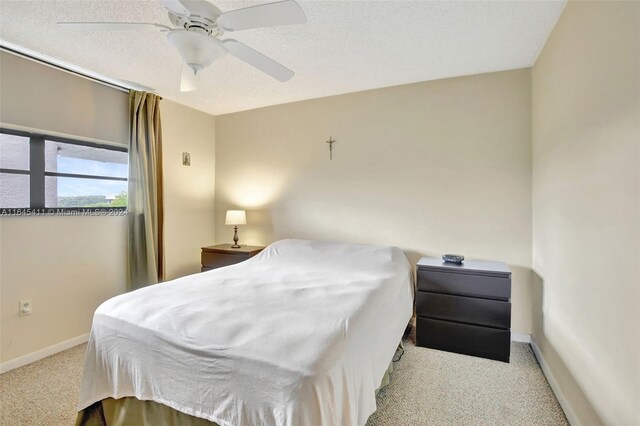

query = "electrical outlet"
[
  {"left": 182, "top": 152, "right": 191, "bottom": 166},
  {"left": 19, "top": 299, "right": 32, "bottom": 316}
]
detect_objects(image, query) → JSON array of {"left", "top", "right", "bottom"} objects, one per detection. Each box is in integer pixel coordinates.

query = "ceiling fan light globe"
[{"left": 167, "top": 30, "right": 226, "bottom": 69}]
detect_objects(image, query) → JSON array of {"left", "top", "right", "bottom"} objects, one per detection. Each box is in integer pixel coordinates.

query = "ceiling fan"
[{"left": 58, "top": 0, "right": 307, "bottom": 92}]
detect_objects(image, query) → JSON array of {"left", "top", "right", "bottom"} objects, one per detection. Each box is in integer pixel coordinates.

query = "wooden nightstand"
[
  {"left": 201, "top": 244, "right": 265, "bottom": 272},
  {"left": 415, "top": 257, "right": 512, "bottom": 362}
]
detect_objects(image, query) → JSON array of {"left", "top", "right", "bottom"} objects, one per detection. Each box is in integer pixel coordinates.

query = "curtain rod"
[{"left": 0, "top": 44, "right": 131, "bottom": 94}]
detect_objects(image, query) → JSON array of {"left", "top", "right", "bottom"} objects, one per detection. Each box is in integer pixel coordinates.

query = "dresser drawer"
[
  {"left": 417, "top": 269, "right": 510, "bottom": 301},
  {"left": 416, "top": 317, "right": 510, "bottom": 362},
  {"left": 416, "top": 291, "right": 511, "bottom": 329},
  {"left": 202, "top": 252, "right": 250, "bottom": 269}
]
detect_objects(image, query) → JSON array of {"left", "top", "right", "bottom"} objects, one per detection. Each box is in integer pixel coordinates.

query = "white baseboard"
[
  {"left": 0, "top": 333, "right": 89, "bottom": 374},
  {"left": 530, "top": 338, "right": 579, "bottom": 426},
  {"left": 511, "top": 332, "right": 531, "bottom": 343}
]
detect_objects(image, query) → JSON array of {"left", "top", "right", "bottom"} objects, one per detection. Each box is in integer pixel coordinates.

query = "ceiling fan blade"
[
  {"left": 180, "top": 63, "right": 198, "bottom": 92},
  {"left": 223, "top": 39, "right": 294, "bottom": 82},
  {"left": 160, "top": 0, "right": 189, "bottom": 17},
  {"left": 217, "top": 0, "right": 307, "bottom": 32},
  {"left": 57, "top": 22, "right": 171, "bottom": 31}
]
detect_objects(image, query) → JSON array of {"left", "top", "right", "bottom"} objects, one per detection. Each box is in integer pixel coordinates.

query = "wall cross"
[{"left": 326, "top": 136, "right": 336, "bottom": 160}]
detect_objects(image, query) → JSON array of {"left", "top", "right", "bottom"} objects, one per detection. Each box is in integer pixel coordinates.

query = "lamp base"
[{"left": 231, "top": 226, "right": 241, "bottom": 248}]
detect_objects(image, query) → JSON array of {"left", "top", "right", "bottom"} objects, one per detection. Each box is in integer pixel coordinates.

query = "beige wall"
[
  {"left": 532, "top": 1, "right": 640, "bottom": 425},
  {"left": 161, "top": 100, "right": 216, "bottom": 280},
  {"left": 0, "top": 53, "right": 216, "bottom": 364},
  {"left": 215, "top": 69, "right": 534, "bottom": 334},
  {"left": 0, "top": 216, "right": 128, "bottom": 363}
]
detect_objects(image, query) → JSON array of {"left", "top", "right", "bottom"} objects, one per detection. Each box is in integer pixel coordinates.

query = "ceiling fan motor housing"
[{"left": 168, "top": 0, "right": 222, "bottom": 36}]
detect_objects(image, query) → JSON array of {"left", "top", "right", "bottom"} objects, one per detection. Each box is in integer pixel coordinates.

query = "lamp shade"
[{"left": 225, "top": 210, "right": 246, "bottom": 226}]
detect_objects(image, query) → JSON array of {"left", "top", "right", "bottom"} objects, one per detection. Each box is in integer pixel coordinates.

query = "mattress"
[{"left": 78, "top": 239, "right": 414, "bottom": 426}]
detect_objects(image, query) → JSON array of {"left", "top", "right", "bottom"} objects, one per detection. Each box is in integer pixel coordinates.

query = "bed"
[{"left": 76, "top": 239, "right": 414, "bottom": 426}]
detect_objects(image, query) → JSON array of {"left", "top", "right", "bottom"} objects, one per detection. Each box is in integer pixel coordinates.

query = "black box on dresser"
[{"left": 415, "top": 257, "right": 512, "bottom": 362}]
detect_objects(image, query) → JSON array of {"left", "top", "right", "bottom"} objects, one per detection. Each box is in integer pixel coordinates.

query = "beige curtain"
[{"left": 127, "top": 91, "right": 164, "bottom": 290}]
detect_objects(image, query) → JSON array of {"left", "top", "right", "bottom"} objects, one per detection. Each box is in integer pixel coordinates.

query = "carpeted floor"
[
  {"left": 366, "top": 341, "right": 567, "bottom": 426},
  {"left": 1, "top": 339, "right": 567, "bottom": 426}
]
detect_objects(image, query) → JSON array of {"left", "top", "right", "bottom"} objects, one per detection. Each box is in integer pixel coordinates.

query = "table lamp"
[{"left": 225, "top": 210, "right": 246, "bottom": 248}]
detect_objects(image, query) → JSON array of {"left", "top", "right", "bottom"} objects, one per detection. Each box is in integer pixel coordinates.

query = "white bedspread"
[{"left": 78, "top": 239, "right": 413, "bottom": 426}]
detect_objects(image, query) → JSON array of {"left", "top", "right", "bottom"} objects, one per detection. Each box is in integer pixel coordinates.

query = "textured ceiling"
[{"left": 0, "top": 0, "right": 565, "bottom": 116}]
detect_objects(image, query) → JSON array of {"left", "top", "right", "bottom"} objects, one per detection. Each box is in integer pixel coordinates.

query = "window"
[{"left": 0, "top": 129, "right": 128, "bottom": 214}]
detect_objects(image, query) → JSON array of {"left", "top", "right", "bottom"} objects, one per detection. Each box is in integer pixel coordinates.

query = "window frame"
[{"left": 0, "top": 128, "right": 128, "bottom": 215}]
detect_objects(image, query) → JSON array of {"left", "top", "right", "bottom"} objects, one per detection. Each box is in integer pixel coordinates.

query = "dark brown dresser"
[
  {"left": 415, "top": 257, "right": 512, "bottom": 362},
  {"left": 201, "top": 244, "right": 264, "bottom": 272}
]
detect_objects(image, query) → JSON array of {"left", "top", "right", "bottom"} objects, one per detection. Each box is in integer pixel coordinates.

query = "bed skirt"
[{"left": 76, "top": 343, "right": 403, "bottom": 426}]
